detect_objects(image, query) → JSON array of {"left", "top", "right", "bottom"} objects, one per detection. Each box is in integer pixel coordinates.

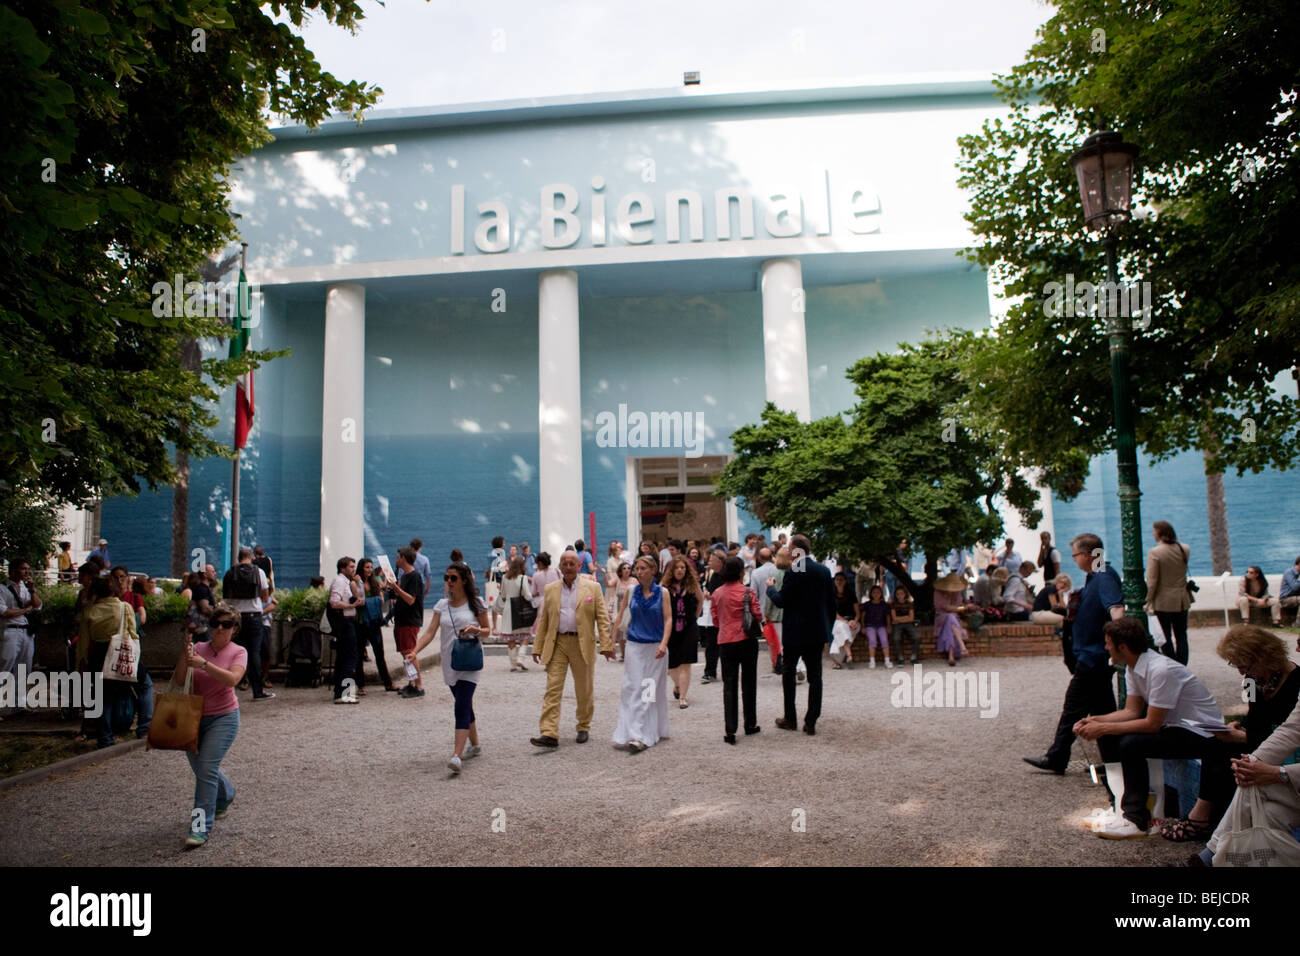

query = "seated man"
[
  {"left": 1278, "top": 555, "right": 1300, "bottom": 626},
  {"left": 971, "top": 568, "right": 1002, "bottom": 609},
  {"left": 1000, "top": 562, "right": 1036, "bottom": 622},
  {"left": 1075, "top": 618, "right": 1234, "bottom": 840}
]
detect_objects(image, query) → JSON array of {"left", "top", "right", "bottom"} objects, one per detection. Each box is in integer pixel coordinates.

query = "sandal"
[
  {"left": 679, "top": 699, "right": 689, "bottom": 709},
  {"left": 1158, "top": 817, "right": 1214, "bottom": 842}
]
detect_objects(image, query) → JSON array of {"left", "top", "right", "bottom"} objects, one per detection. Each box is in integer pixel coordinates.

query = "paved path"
[{"left": 0, "top": 628, "right": 1277, "bottom": 866}]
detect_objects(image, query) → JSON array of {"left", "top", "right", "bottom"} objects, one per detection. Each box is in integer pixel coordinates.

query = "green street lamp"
[{"left": 1070, "top": 127, "right": 1147, "bottom": 621}]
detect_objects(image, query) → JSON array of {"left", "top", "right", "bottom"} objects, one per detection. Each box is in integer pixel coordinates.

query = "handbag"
[
  {"left": 1214, "top": 778, "right": 1300, "bottom": 867},
  {"left": 147, "top": 666, "right": 204, "bottom": 753},
  {"left": 102, "top": 602, "right": 140, "bottom": 682},
  {"left": 450, "top": 632, "right": 484, "bottom": 671},
  {"left": 741, "top": 587, "right": 763, "bottom": 640},
  {"left": 318, "top": 608, "right": 333, "bottom": 634},
  {"left": 509, "top": 577, "right": 538, "bottom": 629}
]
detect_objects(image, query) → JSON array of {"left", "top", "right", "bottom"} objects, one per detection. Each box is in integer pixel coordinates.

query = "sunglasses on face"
[
  {"left": 444, "top": 575, "right": 460, "bottom": 582},
  {"left": 211, "top": 621, "right": 236, "bottom": 631}
]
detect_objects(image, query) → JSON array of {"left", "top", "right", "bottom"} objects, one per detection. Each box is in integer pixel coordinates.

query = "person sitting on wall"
[
  {"left": 1031, "top": 573, "right": 1073, "bottom": 626},
  {"left": 1074, "top": 617, "right": 1235, "bottom": 841},
  {"left": 1000, "top": 562, "right": 1036, "bottom": 622},
  {"left": 971, "top": 565, "right": 1003, "bottom": 610},
  {"left": 1275, "top": 555, "right": 1300, "bottom": 627},
  {"left": 1236, "top": 566, "right": 1280, "bottom": 626}
]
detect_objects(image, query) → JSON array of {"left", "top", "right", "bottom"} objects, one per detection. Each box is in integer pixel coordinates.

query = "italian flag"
[{"left": 230, "top": 268, "right": 254, "bottom": 449}]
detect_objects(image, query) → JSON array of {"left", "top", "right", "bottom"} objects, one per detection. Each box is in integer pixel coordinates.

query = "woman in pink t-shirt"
[{"left": 172, "top": 602, "right": 247, "bottom": 849}]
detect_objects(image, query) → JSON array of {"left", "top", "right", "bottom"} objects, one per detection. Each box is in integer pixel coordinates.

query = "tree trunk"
[
  {"left": 1203, "top": 447, "right": 1231, "bottom": 575},
  {"left": 170, "top": 448, "right": 190, "bottom": 577}
]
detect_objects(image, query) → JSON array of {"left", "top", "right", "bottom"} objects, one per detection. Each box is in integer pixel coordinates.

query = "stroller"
[{"left": 285, "top": 624, "right": 323, "bottom": 688}]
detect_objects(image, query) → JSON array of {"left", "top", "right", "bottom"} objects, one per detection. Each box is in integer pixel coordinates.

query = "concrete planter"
[{"left": 34, "top": 621, "right": 188, "bottom": 671}]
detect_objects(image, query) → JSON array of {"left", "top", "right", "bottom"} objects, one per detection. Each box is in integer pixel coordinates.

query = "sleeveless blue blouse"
[{"left": 627, "top": 583, "right": 664, "bottom": 643}]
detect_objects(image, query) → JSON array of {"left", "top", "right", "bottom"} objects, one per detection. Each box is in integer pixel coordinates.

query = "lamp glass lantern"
[{"left": 1070, "top": 130, "right": 1139, "bottom": 233}]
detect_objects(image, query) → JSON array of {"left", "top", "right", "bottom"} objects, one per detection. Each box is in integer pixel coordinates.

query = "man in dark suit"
[{"left": 765, "top": 534, "right": 836, "bottom": 734}]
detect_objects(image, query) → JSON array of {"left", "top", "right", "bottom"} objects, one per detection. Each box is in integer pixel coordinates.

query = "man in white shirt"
[
  {"left": 1074, "top": 617, "right": 1233, "bottom": 839},
  {"left": 1001, "top": 562, "right": 1036, "bottom": 621},
  {"left": 327, "top": 555, "right": 364, "bottom": 703},
  {"left": 2, "top": 558, "right": 43, "bottom": 711},
  {"left": 530, "top": 550, "right": 614, "bottom": 747},
  {"left": 997, "top": 539, "right": 1023, "bottom": 571},
  {"left": 222, "top": 548, "right": 274, "bottom": 701}
]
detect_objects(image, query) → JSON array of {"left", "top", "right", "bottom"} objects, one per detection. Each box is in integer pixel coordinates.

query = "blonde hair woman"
[{"left": 497, "top": 556, "right": 533, "bottom": 671}]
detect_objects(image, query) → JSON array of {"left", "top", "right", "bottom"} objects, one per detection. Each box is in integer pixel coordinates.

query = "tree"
[
  {"left": 955, "top": 0, "right": 1300, "bottom": 521},
  {"left": 0, "top": 493, "right": 64, "bottom": 570},
  {"left": 716, "top": 338, "right": 1041, "bottom": 595},
  {"left": 0, "top": 0, "right": 383, "bottom": 509}
]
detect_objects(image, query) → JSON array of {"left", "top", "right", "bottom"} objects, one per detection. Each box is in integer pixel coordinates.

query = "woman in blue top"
[
  {"left": 408, "top": 562, "right": 490, "bottom": 775},
  {"left": 612, "top": 555, "right": 672, "bottom": 753}
]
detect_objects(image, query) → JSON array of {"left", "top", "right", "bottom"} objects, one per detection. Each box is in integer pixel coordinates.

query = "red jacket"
[{"left": 712, "top": 581, "right": 762, "bottom": 645}]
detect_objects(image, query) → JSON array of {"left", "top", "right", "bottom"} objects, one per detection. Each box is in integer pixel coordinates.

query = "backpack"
[{"left": 224, "top": 563, "right": 260, "bottom": 600}]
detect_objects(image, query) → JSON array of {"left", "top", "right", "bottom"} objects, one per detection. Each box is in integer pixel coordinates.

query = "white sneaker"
[
  {"left": 868, "top": 659, "right": 877, "bottom": 669},
  {"left": 462, "top": 744, "right": 481, "bottom": 760},
  {"left": 1082, "top": 807, "right": 1118, "bottom": 831},
  {"left": 447, "top": 755, "right": 462, "bottom": 774},
  {"left": 1096, "top": 814, "right": 1147, "bottom": 839},
  {"left": 884, "top": 658, "right": 893, "bottom": 669}
]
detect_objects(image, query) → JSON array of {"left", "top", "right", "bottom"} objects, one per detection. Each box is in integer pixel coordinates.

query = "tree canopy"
[
  {"left": 956, "top": 0, "right": 1299, "bottom": 497},
  {"left": 716, "top": 338, "right": 1040, "bottom": 576},
  {"left": 0, "top": 0, "right": 382, "bottom": 505}
]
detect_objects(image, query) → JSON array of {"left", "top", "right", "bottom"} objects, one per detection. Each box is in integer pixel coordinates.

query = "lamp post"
[{"left": 1070, "top": 127, "right": 1147, "bottom": 621}]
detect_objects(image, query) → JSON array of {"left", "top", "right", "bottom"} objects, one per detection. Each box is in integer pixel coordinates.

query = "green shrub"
[
  {"left": 273, "top": 587, "right": 327, "bottom": 622},
  {"left": 144, "top": 590, "right": 191, "bottom": 624},
  {"left": 33, "top": 583, "right": 79, "bottom": 633}
]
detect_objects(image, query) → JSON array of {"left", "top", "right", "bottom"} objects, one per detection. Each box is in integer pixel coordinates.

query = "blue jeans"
[
  {"left": 185, "top": 710, "right": 240, "bottom": 837},
  {"left": 134, "top": 668, "right": 154, "bottom": 738}
]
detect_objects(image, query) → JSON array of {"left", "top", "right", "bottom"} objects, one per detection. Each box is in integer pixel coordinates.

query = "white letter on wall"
[
  {"left": 846, "top": 187, "right": 882, "bottom": 234},
  {"left": 541, "top": 183, "right": 580, "bottom": 249},
  {"left": 715, "top": 188, "right": 755, "bottom": 240},
  {"left": 665, "top": 189, "right": 703, "bottom": 242},
  {"left": 765, "top": 191, "right": 803, "bottom": 237},
  {"left": 474, "top": 200, "right": 511, "bottom": 253},
  {"left": 615, "top": 192, "right": 655, "bottom": 244}
]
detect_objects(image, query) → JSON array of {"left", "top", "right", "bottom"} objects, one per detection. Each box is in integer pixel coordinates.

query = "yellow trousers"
[{"left": 539, "top": 634, "right": 595, "bottom": 737}]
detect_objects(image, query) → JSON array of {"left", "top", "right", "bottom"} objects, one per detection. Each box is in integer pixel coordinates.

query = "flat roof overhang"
[{"left": 253, "top": 236, "right": 978, "bottom": 303}]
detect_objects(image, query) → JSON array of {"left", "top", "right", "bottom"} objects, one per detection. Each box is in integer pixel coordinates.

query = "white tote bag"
[
  {"left": 102, "top": 602, "right": 140, "bottom": 682},
  {"left": 1147, "top": 614, "right": 1165, "bottom": 647},
  {"left": 1215, "top": 777, "right": 1300, "bottom": 867}
]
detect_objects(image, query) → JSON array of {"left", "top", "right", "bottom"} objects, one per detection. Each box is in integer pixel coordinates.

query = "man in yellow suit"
[{"left": 531, "top": 550, "right": 614, "bottom": 747}]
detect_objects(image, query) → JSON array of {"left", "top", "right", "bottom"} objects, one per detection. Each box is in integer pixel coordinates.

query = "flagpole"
[{"left": 230, "top": 242, "right": 248, "bottom": 568}]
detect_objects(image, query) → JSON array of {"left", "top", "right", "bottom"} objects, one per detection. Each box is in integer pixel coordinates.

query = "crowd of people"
[
  {"left": 1020, "top": 529, "right": 1300, "bottom": 866},
  {"left": 4, "top": 522, "right": 1298, "bottom": 859}
]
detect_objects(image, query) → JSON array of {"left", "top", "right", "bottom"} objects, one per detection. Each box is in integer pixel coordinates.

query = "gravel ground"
[{"left": 0, "top": 627, "right": 1285, "bottom": 867}]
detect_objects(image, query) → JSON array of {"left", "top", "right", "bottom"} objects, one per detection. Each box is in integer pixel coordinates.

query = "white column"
[
  {"left": 320, "top": 283, "right": 365, "bottom": 577},
  {"left": 538, "top": 269, "right": 583, "bottom": 557},
  {"left": 625, "top": 457, "right": 641, "bottom": 552},
  {"left": 760, "top": 258, "right": 811, "bottom": 422}
]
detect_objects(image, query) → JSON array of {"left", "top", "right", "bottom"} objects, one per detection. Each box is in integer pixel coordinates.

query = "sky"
[{"left": 292, "top": 0, "right": 1053, "bottom": 112}]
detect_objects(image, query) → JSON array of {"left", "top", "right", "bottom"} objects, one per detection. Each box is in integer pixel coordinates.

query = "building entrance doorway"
[{"left": 625, "top": 455, "right": 736, "bottom": 549}]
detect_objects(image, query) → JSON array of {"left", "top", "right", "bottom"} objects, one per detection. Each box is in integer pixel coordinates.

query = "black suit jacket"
[{"left": 767, "top": 559, "right": 836, "bottom": 649}]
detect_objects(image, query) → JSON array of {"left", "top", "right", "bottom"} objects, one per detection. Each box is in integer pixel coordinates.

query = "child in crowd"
[
  {"left": 859, "top": 584, "right": 892, "bottom": 668},
  {"left": 889, "top": 586, "right": 920, "bottom": 665}
]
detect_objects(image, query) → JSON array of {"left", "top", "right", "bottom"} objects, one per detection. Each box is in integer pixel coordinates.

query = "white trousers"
[{"left": 611, "top": 640, "right": 671, "bottom": 747}]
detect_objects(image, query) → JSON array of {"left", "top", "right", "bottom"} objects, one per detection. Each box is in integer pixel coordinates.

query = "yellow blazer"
[{"left": 534, "top": 576, "right": 613, "bottom": 665}]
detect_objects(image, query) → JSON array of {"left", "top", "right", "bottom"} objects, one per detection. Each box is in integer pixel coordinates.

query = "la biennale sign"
[{"left": 449, "top": 171, "right": 882, "bottom": 255}]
